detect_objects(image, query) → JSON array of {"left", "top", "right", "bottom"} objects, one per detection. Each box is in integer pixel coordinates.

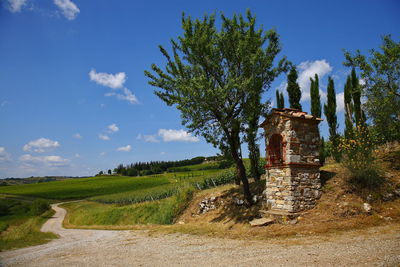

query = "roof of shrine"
[{"left": 260, "top": 108, "right": 323, "bottom": 127}]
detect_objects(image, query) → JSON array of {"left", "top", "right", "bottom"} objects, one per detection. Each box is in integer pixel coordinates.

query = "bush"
[
  {"left": 30, "top": 200, "right": 50, "bottom": 216},
  {"left": 339, "top": 125, "right": 383, "bottom": 188}
]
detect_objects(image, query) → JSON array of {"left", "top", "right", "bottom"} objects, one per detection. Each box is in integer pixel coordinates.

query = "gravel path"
[{"left": 1, "top": 203, "right": 399, "bottom": 266}]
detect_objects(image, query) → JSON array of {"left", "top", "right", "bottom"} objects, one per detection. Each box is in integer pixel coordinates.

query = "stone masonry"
[{"left": 260, "top": 108, "right": 323, "bottom": 214}]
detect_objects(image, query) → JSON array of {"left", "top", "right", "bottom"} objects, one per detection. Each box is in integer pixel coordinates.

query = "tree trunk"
[
  {"left": 229, "top": 132, "right": 252, "bottom": 205},
  {"left": 231, "top": 148, "right": 252, "bottom": 205},
  {"left": 248, "top": 138, "right": 261, "bottom": 181},
  {"left": 247, "top": 116, "right": 261, "bottom": 181},
  {"left": 234, "top": 168, "right": 241, "bottom": 185}
]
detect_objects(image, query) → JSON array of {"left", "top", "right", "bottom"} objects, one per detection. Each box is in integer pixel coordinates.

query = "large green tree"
[
  {"left": 286, "top": 66, "right": 302, "bottom": 110},
  {"left": 310, "top": 74, "right": 321, "bottom": 117},
  {"left": 145, "top": 11, "right": 287, "bottom": 204},
  {"left": 324, "top": 77, "right": 340, "bottom": 161},
  {"left": 344, "top": 35, "right": 400, "bottom": 142}
]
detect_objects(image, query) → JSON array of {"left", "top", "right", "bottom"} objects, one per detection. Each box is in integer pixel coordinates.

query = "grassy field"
[
  {"left": 168, "top": 162, "right": 220, "bottom": 172},
  {"left": 0, "top": 175, "right": 170, "bottom": 200},
  {"left": 0, "top": 198, "right": 57, "bottom": 251},
  {"left": 0, "top": 169, "right": 223, "bottom": 201},
  {"left": 63, "top": 186, "right": 195, "bottom": 226},
  {"left": 0, "top": 164, "right": 235, "bottom": 243}
]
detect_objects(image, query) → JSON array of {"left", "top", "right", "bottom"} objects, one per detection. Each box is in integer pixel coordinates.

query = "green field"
[
  {"left": 167, "top": 162, "right": 220, "bottom": 172},
  {"left": 0, "top": 169, "right": 223, "bottom": 201},
  {"left": 0, "top": 175, "right": 170, "bottom": 200}
]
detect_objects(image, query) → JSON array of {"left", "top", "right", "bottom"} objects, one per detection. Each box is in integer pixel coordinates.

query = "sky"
[{"left": 0, "top": 0, "right": 399, "bottom": 178}]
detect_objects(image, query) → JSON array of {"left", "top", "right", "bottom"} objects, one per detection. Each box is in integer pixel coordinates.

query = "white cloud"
[
  {"left": 105, "top": 88, "right": 138, "bottom": 104},
  {"left": 136, "top": 133, "right": 160, "bottom": 143},
  {"left": 336, "top": 92, "right": 345, "bottom": 113},
  {"left": 73, "top": 133, "right": 82, "bottom": 139},
  {"left": 98, "top": 134, "right": 110, "bottom": 141},
  {"left": 23, "top": 138, "right": 60, "bottom": 153},
  {"left": 0, "top": 147, "right": 11, "bottom": 162},
  {"left": 107, "top": 123, "right": 119, "bottom": 133},
  {"left": 160, "top": 152, "right": 166, "bottom": 155},
  {"left": 89, "top": 69, "right": 126, "bottom": 89},
  {"left": 99, "top": 152, "right": 106, "bottom": 156},
  {"left": 4, "top": 0, "right": 27, "bottom": 13},
  {"left": 89, "top": 69, "right": 139, "bottom": 104},
  {"left": 117, "top": 145, "right": 132, "bottom": 152},
  {"left": 74, "top": 153, "right": 80, "bottom": 158},
  {"left": 19, "top": 154, "right": 70, "bottom": 167},
  {"left": 158, "top": 129, "right": 199, "bottom": 142},
  {"left": 53, "top": 0, "right": 79, "bottom": 20},
  {"left": 297, "top": 60, "right": 333, "bottom": 101}
]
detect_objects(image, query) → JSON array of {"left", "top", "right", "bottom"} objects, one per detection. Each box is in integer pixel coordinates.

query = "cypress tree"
[
  {"left": 286, "top": 66, "right": 302, "bottom": 110},
  {"left": 276, "top": 90, "right": 285, "bottom": 108},
  {"left": 344, "top": 75, "right": 354, "bottom": 138},
  {"left": 351, "top": 68, "right": 363, "bottom": 126},
  {"left": 310, "top": 74, "right": 321, "bottom": 117},
  {"left": 324, "top": 77, "right": 340, "bottom": 161}
]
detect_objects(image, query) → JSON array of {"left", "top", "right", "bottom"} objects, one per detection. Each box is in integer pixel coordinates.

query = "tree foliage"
[
  {"left": 145, "top": 11, "right": 287, "bottom": 203},
  {"left": 344, "top": 75, "right": 354, "bottom": 139},
  {"left": 344, "top": 35, "right": 400, "bottom": 142},
  {"left": 324, "top": 77, "right": 340, "bottom": 161},
  {"left": 344, "top": 68, "right": 365, "bottom": 139},
  {"left": 286, "top": 66, "right": 302, "bottom": 110},
  {"left": 310, "top": 74, "right": 321, "bottom": 117}
]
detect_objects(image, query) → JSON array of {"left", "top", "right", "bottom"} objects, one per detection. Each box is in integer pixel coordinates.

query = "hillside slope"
[{"left": 165, "top": 144, "right": 400, "bottom": 239}]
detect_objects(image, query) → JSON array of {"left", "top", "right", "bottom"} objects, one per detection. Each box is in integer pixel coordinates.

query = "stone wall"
[
  {"left": 288, "top": 119, "right": 320, "bottom": 165},
  {"left": 265, "top": 166, "right": 321, "bottom": 213}
]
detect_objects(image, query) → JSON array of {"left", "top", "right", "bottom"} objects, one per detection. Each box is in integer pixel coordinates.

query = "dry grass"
[{"left": 147, "top": 147, "right": 400, "bottom": 240}]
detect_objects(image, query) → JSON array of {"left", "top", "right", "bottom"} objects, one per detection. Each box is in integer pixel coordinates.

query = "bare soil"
[{"left": 0, "top": 203, "right": 399, "bottom": 266}]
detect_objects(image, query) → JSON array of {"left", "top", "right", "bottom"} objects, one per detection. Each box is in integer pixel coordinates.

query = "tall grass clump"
[{"left": 338, "top": 125, "right": 384, "bottom": 189}]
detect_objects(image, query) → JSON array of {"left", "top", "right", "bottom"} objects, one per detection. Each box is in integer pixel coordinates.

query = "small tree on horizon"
[{"left": 286, "top": 66, "right": 302, "bottom": 110}]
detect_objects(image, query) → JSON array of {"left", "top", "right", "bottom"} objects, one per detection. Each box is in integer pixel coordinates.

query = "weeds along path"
[{"left": 1, "top": 203, "right": 400, "bottom": 266}]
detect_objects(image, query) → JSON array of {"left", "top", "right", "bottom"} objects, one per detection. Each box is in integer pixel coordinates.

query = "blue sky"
[{"left": 0, "top": 0, "right": 399, "bottom": 178}]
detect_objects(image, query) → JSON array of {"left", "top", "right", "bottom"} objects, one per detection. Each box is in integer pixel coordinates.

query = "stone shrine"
[{"left": 260, "top": 108, "right": 322, "bottom": 215}]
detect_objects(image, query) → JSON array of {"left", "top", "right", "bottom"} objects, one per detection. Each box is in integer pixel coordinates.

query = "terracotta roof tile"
[{"left": 259, "top": 108, "right": 323, "bottom": 127}]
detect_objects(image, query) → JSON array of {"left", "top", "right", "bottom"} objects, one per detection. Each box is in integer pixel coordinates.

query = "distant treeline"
[{"left": 107, "top": 156, "right": 227, "bottom": 177}]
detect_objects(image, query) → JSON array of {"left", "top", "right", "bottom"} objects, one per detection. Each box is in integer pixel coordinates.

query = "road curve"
[{"left": 1, "top": 203, "right": 400, "bottom": 266}]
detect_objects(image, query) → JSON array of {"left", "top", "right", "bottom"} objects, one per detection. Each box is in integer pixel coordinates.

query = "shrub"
[
  {"left": 338, "top": 125, "right": 383, "bottom": 188},
  {"left": 30, "top": 199, "right": 50, "bottom": 216}
]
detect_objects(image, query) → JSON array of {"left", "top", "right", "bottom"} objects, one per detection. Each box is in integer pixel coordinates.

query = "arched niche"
[{"left": 267, "top": 134, "right": 284, "bottom": 165}]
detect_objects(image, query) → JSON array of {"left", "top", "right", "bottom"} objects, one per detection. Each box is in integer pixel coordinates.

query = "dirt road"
[{"left": 1, "top": 203, "right": 399, "bottom": 266}]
